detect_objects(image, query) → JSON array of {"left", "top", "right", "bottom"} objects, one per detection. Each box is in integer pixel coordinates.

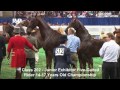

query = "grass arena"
[{"left": 1, "top": 48, "right": 103, "bottom": 79}]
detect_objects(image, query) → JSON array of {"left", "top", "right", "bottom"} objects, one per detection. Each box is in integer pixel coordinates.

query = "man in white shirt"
[{"left": 99, "top": 33, "right": 120, "bottom": 79}]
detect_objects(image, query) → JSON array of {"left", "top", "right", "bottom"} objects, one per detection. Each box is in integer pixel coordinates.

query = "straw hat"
[{"left": 31, "top": 30, "right": 36, "bottom": 33}]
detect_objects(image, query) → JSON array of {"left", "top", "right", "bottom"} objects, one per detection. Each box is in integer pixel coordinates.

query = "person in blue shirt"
[
  {"left": 67, "top": 27, "right": 80, "bottom": 67},
  {"left": 67, "top": 27, "right": 81, "bottom": 79}
]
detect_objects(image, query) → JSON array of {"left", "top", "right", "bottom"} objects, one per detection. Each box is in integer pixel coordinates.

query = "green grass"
[{"left": 0, "top": 48, "right": 103, "bottom": 79}]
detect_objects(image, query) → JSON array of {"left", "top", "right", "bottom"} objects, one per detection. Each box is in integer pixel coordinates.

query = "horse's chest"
[
  {"left": 80, "top": 41, "right": 93, "bottom": 50},
  {"left": 116, "top": 38, "right": 120, "bottom": 46},
  {"left": 43, "top": 38, "right": 58, "bottom": 48}
]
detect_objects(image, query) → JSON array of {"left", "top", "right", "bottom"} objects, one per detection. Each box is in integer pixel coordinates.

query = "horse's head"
[
  {"left": 65, "top": 18, "right": 92, "bottom": 41},
  {"left": 27, "top": 17, "right": 40, "bottom": 33},
  {"left": 27, "top": 16, "right": 50, "bottom": 33},
  {"left": 65, "top": 18, "right": 87, "bottom": 34},
  {"left": 65, "top": 19, "right": 79, "bottom": 35},
  {"left": 113, "top": 27, "right": 120, "bottom": 45},
  {"left": 113, "top": 27, "right": 120, "bottom": 38},
  {"left": 69, "top": 19, "right": 84, "bottom": 30}
]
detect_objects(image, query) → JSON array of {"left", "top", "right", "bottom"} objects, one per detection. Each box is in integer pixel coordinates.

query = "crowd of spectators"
[{"left": 15, "top": 11, "right": 120, "bottom": 18}]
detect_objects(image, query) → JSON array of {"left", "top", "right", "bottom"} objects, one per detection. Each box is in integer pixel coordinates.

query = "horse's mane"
[{"left": 31, "top": 17, "right": 51, "bottom": 30}]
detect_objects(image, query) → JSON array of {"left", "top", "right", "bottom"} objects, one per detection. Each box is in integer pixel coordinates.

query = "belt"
[
  {"left": 103, "top": 61, "right": 117, "bottom": 63},
  {"left": 71, "top": 52, "right": 77, "bottom": 53},
  {"left": 14, "top": 48, "right": 24, "bottom": 50}
]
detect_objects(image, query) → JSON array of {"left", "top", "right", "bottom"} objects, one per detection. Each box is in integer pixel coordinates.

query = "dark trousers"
[
  {"left": 0, "top": 58, "right": 3, "bottom": 74},
  {"left": 117, "top": 59, "right": 120, "bottom": 79},
  {"left": 102, "top": 62, "right": 117, "bottom": 79},
  {"left": 26, "top": 58, "right": 35, "bottom": 79}
]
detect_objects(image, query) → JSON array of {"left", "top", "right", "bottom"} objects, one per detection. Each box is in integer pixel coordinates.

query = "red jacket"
[{"left": 7, "top": 35, "right": 33, "bottom": 68}]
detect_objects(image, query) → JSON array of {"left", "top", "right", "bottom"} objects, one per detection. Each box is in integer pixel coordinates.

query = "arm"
[
  {"left": 7, "top": 38, "right": 13, "bottom": 60},
  {"left": 99, "top": 43, "right": 106, "bottom": 58},
  {"left": 1, "top": 37, "right": 6, "bottom": 57},
  {"left": 34, "top": 37, "right": 39, "bottom": 49},
  {"left": 66, "top": 36, "right": 72, "bottom": 48},
  {"left": 25, "top": 38, "right": 38, "bottom": 52}
]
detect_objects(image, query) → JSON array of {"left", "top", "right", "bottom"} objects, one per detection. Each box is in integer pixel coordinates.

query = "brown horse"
[
  {"left": 66, "top": 19, "right": 104, "bottom": 76},
  {"left": 27, "top": 17, "right": 65, "bottom": 77}
]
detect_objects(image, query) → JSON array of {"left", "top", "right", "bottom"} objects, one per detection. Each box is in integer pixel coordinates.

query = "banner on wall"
[{"left": 12, "top": 18, "right": 23, "bottom": 25}]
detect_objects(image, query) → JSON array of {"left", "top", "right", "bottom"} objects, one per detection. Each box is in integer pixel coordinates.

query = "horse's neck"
[
  {"left": 115, "top": 37, "right": 120, "bottom": 45},
  {"left": 76, "top": 29, "right": 92, "bottom": 41},
  {"left": 38, "top": 20, "right": 51, "bottom": 39}
]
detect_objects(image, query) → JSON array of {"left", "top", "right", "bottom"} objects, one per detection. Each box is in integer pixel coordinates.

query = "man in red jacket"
[{"left": 7, "top": 27, "right": 38, "bottom": 79}]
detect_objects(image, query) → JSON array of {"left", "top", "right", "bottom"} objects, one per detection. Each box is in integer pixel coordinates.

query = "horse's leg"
[
  {"left": 88, "top": 58, "right": 94, "bottom": 78},
  {"left": 79, "top": 60, "right": 82, "bottom": 75},
  {"left": 79, "top": 54, "right": 86, "bottom": 79},
  {"left": 44, "top": 50, "right": 49, "bottom": 79},
  {"left": 78, "top": 56, "right": 83, "bottom": 78},
  {"left": 91, "top": 59, "right": 94, "bottom": 78},
  {"left": 44, "top": 50, "right": 53, "bottom": 79},
  {"left": 83, "top": 60, "right": 86, "bottom": 79},
  {"left": 0, "top": 58, "right": 3, "bottom": 75}
]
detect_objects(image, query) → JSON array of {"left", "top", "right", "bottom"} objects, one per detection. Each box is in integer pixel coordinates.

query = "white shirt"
[{"left": 99, "top": 40, "right": 120, "bottom": 62}]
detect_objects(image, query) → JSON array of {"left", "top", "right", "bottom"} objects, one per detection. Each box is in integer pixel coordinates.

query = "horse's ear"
[
  {"left": 114, "top": 26, "right": 117, "bottom": 31},
  {"left": 113, "top": 27, "right": 117, "bottom": 35},
  {"left": 34, "top": 12, "right": 38, "bottom": 18}
]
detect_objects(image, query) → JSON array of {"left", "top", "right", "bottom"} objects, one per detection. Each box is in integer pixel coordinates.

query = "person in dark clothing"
[
  {"left": 0, "top": 32, "right": 6, "bottom": 75},
  {"left": 25, "top": 31, "right": 38, "bottom": 79},
  {"left": 53, "top": 35, "right": 76, "bottom": 79}
]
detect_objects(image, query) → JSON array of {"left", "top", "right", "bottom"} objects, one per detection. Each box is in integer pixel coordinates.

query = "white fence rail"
[{"left": 0, "top": 25, "right": 120, "bottom": 36}]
